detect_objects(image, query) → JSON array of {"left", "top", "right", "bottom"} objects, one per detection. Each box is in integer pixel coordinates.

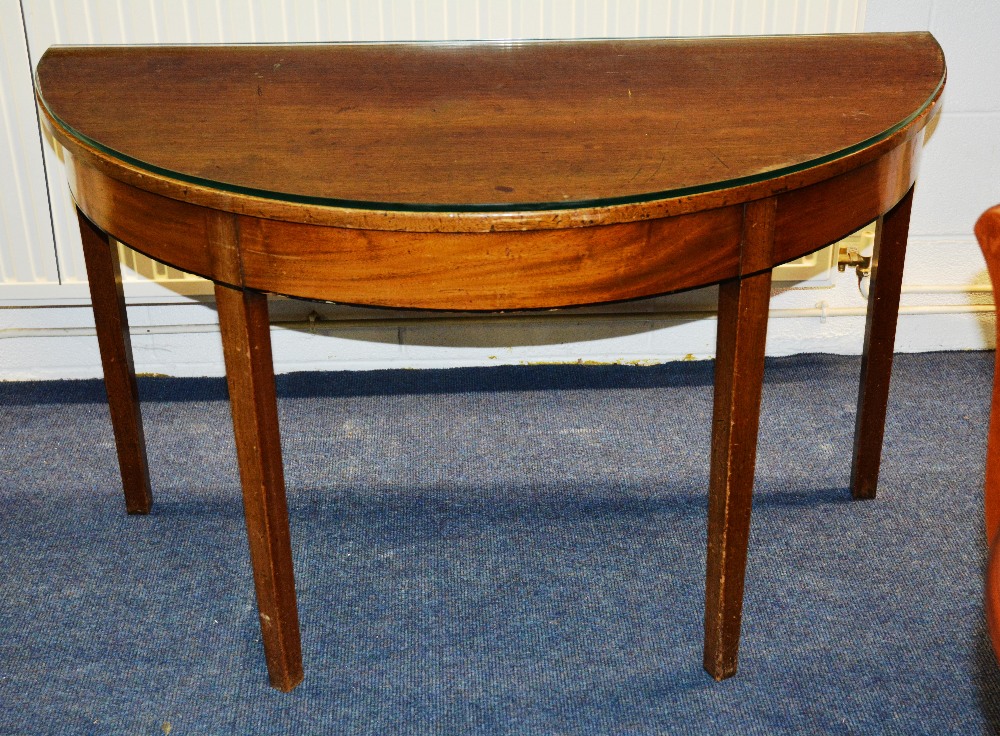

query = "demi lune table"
[{"left": 35, "top": 33, "right": 945, "bottom": 692}]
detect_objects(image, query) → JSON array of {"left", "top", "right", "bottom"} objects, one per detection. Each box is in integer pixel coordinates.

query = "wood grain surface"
[
  {"left": 976, "top": 205, "right": 1000, "bottom": 543},
  {"left": 850, "top": 187, "right": 914, "bottom": 499},
  {"left": 216, "top": 284, "right": 303, "bottom": 692},
  {"left": 237, "top": 206, "right": 743, "bottom": 309},
  {"left": 704, "top": 265, "right": 773, "bottom": 679},
  {"left": 974, "top": 205, "right": 1000, "bottom": 663},
  {"left": 37, "top": 34, "right": 944, "bottom": 232},
  {"left": 77, "top": 208, "right": 152, "bottom": 515},
  {"left": 64, "top": 139, "right": 920, "bottom": 311}
]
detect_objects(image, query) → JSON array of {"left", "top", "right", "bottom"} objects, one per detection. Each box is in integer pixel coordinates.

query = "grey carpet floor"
[{"left": 0, "top": 352, "right": 998, "bottom": 735}]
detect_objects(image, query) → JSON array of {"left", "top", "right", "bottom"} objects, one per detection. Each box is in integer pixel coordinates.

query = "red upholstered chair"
[{"left": 975, "top": 205, "right": 1000, "bottom": 659}]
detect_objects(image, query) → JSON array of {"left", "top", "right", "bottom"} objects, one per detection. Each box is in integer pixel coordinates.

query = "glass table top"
[{"left": 35, "top": 33, "right": 945, "bottom": 214}]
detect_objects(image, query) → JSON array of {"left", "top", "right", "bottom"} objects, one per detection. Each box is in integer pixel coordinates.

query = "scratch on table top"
[
  {"left": 706, "top": 147, "right": 730, "bottom": 170},
  {"left": 644, "top": 152, "right": 666, "bottom": 184}
]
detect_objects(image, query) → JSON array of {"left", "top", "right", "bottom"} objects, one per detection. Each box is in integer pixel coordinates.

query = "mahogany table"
[{"left": 35, "top": 33, "right": 946, "bottom": 692}]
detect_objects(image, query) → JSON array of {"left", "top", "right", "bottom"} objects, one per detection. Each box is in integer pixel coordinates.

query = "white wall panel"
[
  {"left": 0, "top": 0, "right": 58, "bottom": 287},
  {"left": 923, "top": 0, "right": 1000, "bottom": 114},
  {"left": 909, "top": 115, "right": 1000, "bottom": 237}
]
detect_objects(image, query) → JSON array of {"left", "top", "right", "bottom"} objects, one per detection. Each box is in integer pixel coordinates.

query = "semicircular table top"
[{"left": 36, "top": 32, "right": 945, "bottom": 229}]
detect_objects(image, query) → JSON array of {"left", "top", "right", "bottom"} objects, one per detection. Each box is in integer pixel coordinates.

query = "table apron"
[{"left": 66, "top": 135, "right": 922, "bottom": 309}]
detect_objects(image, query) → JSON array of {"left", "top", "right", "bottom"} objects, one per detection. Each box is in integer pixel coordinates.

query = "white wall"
[
  {"left": 0, "top": 0, "right": 994, "bottom": 378},
  {"left": 864, "top": 0, "right": 1000, "bottom": 350}
]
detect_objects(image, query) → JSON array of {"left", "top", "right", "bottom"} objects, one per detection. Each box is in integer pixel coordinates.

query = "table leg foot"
[
  {"left": 704, "top": 270, "right": 771, "bottom": 680},
  {"left": 216, "top": 284, "right": 304, "bottom": 692},
  {"left": 77, "top": 207, "right": 152, "bottom": 515},
  {"left": 850, "top": 187, "right": 914, "bottom": 500}
]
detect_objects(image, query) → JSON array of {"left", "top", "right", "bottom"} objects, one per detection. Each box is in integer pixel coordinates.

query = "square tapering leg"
[
  {"left": 215, "top": 284, "right": 303, "bottom": 692},
  {"left": 77, "top": 207, "right": 152, "bottom": 515},
  {"left": 850, "top": 187, "right": 914, "bottom": 499},
  {"left": 704, "top": 269, "right": 772, "bottom": 680}
]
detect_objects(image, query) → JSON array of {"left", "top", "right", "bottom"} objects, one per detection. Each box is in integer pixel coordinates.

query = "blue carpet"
[{"left": 0, "top": 352, "right": 998, "bottom": 735}]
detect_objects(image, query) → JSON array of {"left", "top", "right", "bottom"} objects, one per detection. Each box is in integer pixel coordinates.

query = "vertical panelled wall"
[
  {"left": 0, "top": 0, "right": 59, "bottom": 294},
  {"left": 9, "top": 0, "right": 866, "bottom": 299}
]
